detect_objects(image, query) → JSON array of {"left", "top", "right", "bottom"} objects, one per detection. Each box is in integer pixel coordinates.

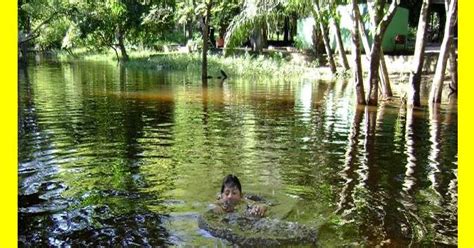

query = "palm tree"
[{"left": 224, "top": 0, "right": 283, "bottom": 52}]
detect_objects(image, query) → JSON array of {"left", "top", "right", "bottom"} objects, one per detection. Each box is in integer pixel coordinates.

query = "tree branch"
[
  {"left": 19, "top": 11, "right": 61, "bottom": 44},
  {"left": 376, "top": 0, "right": 400, "bottom": 36}
]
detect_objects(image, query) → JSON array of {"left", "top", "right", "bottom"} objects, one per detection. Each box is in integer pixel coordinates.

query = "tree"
[
  {"left": 366, "top": 0, "right": 400, "bottom": 106},
  {"left": 445, "top": 0, "right": 457, "bottom": 95},
  {"left": 210, "top": 0, "right": 241, "bottom": 41},
  {"left": 18, "top": 0, "right": 72, "bottom": 63},
  {"left": 326, "top": 0, "right": 350, "bottom": 71},
  {"left": 224, "top": 0, "right": 312, "bottom": 52},
  {"left": 355, "top": 11, "right": 392, "bottom": 99},
  {"left": 331, "top": 17, "right": 350, "bottom": 70},
  {"left": 197, "top": 0, "right": 213, "bottom": 84},
  {"left": 72, "top": 1, "right": 151, "bottom": 62},
  {"left": 350, "top": 0, "right": 365, "bottom": 104},
  {"left": 312, "top": 0, "right": 337, "bottom": 74},
  {"left": 176, "top": 0, "right": 198, "bottom": 40},
  {"left": 407, "top": 0, "right": 430, "bottom": 107},
  {"left": 224, "top": 0, "right": 279, "bottom": 51},
  {"left": 429, "top": 0, "right": 457, "bottom": 103}
]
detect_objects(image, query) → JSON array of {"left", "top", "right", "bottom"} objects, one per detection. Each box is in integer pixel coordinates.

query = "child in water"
[{"left": 212, "top": 174, "right": 267, "bottom": 217}]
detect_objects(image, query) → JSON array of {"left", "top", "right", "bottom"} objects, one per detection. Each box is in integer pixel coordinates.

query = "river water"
[{"left": 19, "top": 60, "right": 457, "bottom": 247}]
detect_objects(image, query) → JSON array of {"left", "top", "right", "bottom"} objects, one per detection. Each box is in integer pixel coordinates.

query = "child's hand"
[
  {"left": 248, "top": 204, "right": 266, "bottom": 217},
  {"left": 212, "top": 205, "right": 225, "bottom": 214}
]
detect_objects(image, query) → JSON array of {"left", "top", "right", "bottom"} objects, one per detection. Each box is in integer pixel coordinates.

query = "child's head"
[{"left": 220, "top": 174, "right": 242, "bottom": 202}]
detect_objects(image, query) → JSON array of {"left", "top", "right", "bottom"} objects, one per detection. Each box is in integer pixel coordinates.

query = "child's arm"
[{"left": 244, "top": 199, "right": 267, "bottom": 217}]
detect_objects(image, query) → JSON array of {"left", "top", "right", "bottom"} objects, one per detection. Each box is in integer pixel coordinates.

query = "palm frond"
[{"left": 224, "top": 0, "right": 281, "bottom": 48}]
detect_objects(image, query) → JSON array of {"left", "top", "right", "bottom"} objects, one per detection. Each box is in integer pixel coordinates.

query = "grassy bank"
[{"left": 57, "top": 48, "right": 337, "bottom": 80}]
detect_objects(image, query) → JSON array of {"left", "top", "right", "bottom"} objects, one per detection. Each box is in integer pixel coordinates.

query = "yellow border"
[
  {"left": 0, "top": 1, "right": 17, "bottom": 247},
  {"left": 459, "top": 0, "right": 470, "bottom": 247}
]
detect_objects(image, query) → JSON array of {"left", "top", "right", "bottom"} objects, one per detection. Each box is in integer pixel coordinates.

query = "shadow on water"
[{"left": 18, "top": 60, "right": 457, "bottom": 246}]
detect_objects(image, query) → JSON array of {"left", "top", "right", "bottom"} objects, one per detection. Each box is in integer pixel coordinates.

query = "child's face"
[{"left": 221, "top": 185, "right": 242, "bottom": 202}]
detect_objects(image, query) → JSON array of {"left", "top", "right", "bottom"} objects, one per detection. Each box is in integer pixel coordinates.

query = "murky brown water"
[{"left": 19, "top": 60, "right": 457, "bottom": 246}]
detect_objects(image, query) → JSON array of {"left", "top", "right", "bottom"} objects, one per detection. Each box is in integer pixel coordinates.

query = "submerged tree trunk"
[
  {"left": 350, "top": 1, "right": 365, "bottom": 105},
  {"left": 202, "top": 1, "right": 212, "bottom": 85},
  {"left": 407, "top": 0, "right": 431, "bottom": 107},
  {"left": 332, "top": 19, "right": 350, "bottom": 70},
  {"left": 430, "top": 0, "right": 457, "bottom": 103},
  {"left": 313, "top": 0, "right": 336, "bottom": 74},
  {"left": 366, "top": 0, "right": 399, "bottom": 106}
]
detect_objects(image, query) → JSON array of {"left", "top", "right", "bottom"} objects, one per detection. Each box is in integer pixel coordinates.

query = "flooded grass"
[{"left": 57, "top": 48, "right": 334, "bottom": 80}]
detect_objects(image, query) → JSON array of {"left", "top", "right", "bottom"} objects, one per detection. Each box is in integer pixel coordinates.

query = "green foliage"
[
  {"left": 211, "top": 0, "right": 241, "bottom": 37},
  {"left": 35, "top": 16, "right": 70, "bottom": 50},
  {"left": 18, "top": 0, "right": 73, "bottom": 49},
  {"left": 224, "top": 0, "right": 278, "bottom": 49},
  {"left": 293, "top": 35, "right": 305, "bottom": 50}
]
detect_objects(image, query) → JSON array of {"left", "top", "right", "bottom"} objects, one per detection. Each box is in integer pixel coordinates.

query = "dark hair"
[{"left": 220, "top": 174, "right": 242, "bottom": 194}]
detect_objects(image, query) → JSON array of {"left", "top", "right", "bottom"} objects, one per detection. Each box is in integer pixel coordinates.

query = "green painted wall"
[{"left": 296, "top": 4, "right": 409, "bottom": 52}]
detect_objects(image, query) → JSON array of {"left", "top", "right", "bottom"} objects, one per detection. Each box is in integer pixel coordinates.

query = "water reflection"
[
  {"left": 336, "top": 105, "right": 363, "bottom": 215},
  {"left": 19, "top": 60, "right": 457, "bottom": 246}
]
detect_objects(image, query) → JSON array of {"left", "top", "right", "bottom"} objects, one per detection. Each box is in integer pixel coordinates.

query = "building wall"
[{"left": 296, "top": 4, "right": 409, "bottom": 53}]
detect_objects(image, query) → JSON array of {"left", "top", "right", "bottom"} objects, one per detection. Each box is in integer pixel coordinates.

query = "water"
[{"left": 19, "top": 60, "right": 457, "bottom": 246}]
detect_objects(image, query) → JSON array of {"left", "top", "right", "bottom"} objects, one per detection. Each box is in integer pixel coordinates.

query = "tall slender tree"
[
  {"left": 350, "top": 0, "right": 365, "bottom": 104},
  {"left": 312, "top": 0, "right": 337, "bottom": 74},
  {"left": 407, "top": 0, "right": 430, "bottom": 107},
  {"left": 331, "top": 18, "right": 350, "bottom": 70},
  {"left": 199, "top": 0, "right": 213, "bottom": 85},
  {"left": 445, "top": 0, "right": 457, "bottom": 95},
  {"left": 356, "top": 13, "right": 392, "bottom": 100},
  {"left": 430, "top": 0, "right": 457, "bottom": 103},
  {"left": 366, "top": 0, "right": 399, "bottom": 105}
]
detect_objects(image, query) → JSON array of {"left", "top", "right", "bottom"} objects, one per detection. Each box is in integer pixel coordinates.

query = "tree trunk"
[
  {"left": 445, "top": 0, "right": 457, "bottom": 94},
  {"left": 20, "top": 16, "right": 31, "bottom": 64},
  {"left": 379, "top": 49, "right": 393, "bottom": 98},
  {"left": 117, "top": 28, "right": 129, "bottom": 62},
  {"left": 356, "top": 13, "right": 392, "bottom": 99},
  {"left": 283, "top": 16, "right": 289, "bottom": 42},
  {"left": 430, "top": 0, "right": 457, "bottom": 103},
  {"left": 262, "top": 21, "right": 268, "bottom": 48},
  {"left": 332, "top": 19, "right": 350, "bottom": 70},
  {"left": 366, "top": 0, "right": 399, "bottom": 106},
  {"left": 350, "top": 1, "right": 366, "bottom": 105},
  {"left": 202, "top": 1, "right": 212, "bottom": 85},
  {"left": 448, "top": 42, "right": 457, "bottom": 93},
  {"left": 407, "top": 0, "right": 430, "bottom": 107},
  {"left": 187, "top": 21, "right": 193, "bottom": 40},
  {"left": 290, "top": 14, "right": 297, "bottom": 42},
  {"left": 250, "top": 20, "right": 266, "bottom": 53},
  {"left": 367, "top": 35, "right": 383, "bottom": 105},
  {"left": 313, "top": 0, "right": 337, "bottom": 74}
]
